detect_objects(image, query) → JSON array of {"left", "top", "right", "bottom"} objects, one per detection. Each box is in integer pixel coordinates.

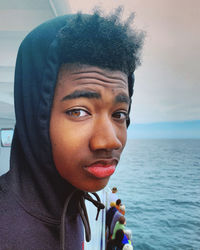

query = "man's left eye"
[
  {"left": 66, "top": 109, "right": 89, "bottom": 118},
  {"left": 112, "top": 111, "right": 128, "bottom": 121}
]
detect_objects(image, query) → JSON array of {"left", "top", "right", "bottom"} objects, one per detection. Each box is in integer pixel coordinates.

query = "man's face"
[{"left": 50, "top": 65, "right": 129, "bottom": 192}]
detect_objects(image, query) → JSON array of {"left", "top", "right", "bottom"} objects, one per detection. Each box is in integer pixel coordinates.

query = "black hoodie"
[{"left": 0, "top": 15, "right": 104, "bottom": 250}]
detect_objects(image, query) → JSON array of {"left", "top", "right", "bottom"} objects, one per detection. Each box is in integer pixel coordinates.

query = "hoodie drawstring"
[
  {"left": 84, "top": 192, "right": 105, "bottom": 221},
  {"left": 60, "top": 189, "right": 77, "bottom": 250},
  {"left": 60, "top": 190, "right": 105, "bottom": 250}
]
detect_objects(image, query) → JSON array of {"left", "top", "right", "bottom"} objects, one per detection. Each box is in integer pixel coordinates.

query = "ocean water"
[{"left": 108, "top": 139, "right": 200, "bottom": 250}]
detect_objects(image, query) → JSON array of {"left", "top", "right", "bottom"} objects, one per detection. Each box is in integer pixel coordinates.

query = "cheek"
[
  {"left": 50, "top": 114, "right": 88, "bottom": 150},
  {"left": 51, "top": 127, "right": 86, "bottom": 166},
  {"left": 50, "top": 119, "right": 90, "bottom": 176},
  {"left": 51, "top": 135, "right": 84, "bottom": 185}
]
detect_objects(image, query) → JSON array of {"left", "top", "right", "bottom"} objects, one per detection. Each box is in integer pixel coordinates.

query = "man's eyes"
[{"left": 65, "top": 108, "right": 128, "bottom": 122}]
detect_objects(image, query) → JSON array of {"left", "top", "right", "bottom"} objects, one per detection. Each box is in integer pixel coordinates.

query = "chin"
[{"left": 77, "top": 178, "right": 110, "bottom": 193}]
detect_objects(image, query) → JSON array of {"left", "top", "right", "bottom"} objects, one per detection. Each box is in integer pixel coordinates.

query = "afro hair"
[{"left": 58, "top": 7, "right": 144, "bottom": 76}]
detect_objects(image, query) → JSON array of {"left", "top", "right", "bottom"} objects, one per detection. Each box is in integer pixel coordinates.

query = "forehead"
[{"left": 56, "top": 64, "right": 128, "bottom": 91}]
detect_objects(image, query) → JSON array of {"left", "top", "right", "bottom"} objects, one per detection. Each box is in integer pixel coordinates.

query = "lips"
[{"left": 84, "top": 160, "right": 117, "bottom": 179}]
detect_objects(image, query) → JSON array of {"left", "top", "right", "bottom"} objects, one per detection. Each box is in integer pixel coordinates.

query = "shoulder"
[
  {"left": 0, "top": 186, "right": 23, "bottom": 247},
  {"left": 114, "top": 221, "right": 120, "bottom": 229},
  {"left": 0, "top": 184, "right": 25, "bottom": 230},
  {"left": 0, "top": 188, "right": 60, "bottom": 249}
]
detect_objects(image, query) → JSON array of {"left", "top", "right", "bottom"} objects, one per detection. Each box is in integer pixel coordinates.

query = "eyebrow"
[
  {"left": 61, "top": 90, "right": 100, "bottom": 101},
  {"left": 61, "top": 90, "right": 130, "bottom": 105},
  {"left": 115, "top": 94, "right": 130, "bottom": 105}
]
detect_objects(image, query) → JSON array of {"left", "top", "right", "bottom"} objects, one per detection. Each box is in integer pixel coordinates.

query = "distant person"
[
  {"left": 110, "top": 204, "right": 126, "bottom": 236},
  {"left": 112, "top": 216, "right": 126, "bottom": 239},
  {"left": 106, "top": 202, "right": 118, "bottom": 238},
  {"left": 116, "top": 199, "right": 122, "bottom": 211},
  {"left": 122, "top": 234, "right": 129, "bottom": 245},
  {"left": 108, "top": 187, "right": 118, "bottom": 206},
  {"left": 107, "top": 229, "right": 125, "bottom": 250},
  {"left": 124, "top": 229, "right": 133, "bottom": 246}
]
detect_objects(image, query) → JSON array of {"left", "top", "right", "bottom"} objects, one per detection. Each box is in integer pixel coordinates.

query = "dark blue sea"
[{"left": 108, "top": 139, "right": 200, "bottom": 250}]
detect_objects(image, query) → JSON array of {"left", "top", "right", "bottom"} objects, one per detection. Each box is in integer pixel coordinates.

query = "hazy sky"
[{"left": 67, "top": 0, "right": 200, "bottom": 124}]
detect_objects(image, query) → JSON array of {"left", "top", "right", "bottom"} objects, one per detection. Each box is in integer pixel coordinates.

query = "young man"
[{"left": 0, "top": 9, "right": 144, "bottom": 250}]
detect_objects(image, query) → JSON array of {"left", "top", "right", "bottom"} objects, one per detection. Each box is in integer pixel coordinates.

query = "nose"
[{"left": 89, "top": 116, "right": 123, "bottom": 152}]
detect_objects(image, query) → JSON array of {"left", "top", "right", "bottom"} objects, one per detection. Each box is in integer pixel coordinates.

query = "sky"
[{"left": 67, "top": 0, "right": 200, "bottom": 124}]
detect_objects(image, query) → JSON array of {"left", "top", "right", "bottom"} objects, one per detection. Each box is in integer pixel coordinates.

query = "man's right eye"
[{"left": 65, "top": 109, "right": 90, "bottom": 118}]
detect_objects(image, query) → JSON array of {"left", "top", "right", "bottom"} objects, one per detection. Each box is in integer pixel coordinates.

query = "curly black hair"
[
  {"left": 57, "top": 7, "right": 145, "bottom": 126},
  {"left": 58, "top": 7, "right": 144, "bottom": 75}
]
